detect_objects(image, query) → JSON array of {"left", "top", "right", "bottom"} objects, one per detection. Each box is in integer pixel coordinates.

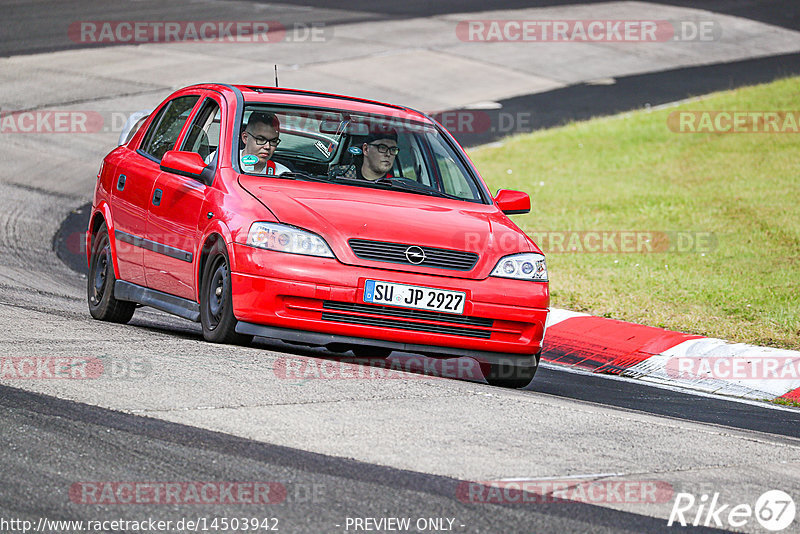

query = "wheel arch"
[
  {"left": 196, "top": 227, "right": 233, "bottom": 302},
  {"left": 87, "top": 203, "right": 120, "bottom": 278}
]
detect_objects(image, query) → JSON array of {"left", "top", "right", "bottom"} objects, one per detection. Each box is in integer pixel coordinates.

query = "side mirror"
[
  {"left": 494, "top": 189, "right": 530, "bottom": 215},
  {"left": 160, "top": 150, "right": 214, "bottom": 184}
]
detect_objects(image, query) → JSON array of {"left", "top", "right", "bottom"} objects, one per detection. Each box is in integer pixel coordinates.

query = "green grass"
[
  {"left": 469, "top": 77, "right": 800, "bottom": 349},
  {"left": 772, "top": 397, "right": 800, "bottom": 408}
]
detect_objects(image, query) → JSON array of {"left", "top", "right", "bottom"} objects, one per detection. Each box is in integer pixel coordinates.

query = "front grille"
[
  {"left": 324, "top": 301, "right": 492, "bottom": 326},
  {"left": 321, "top": 301, "right": 493, "bottom": 339},
  {"left": 349, "top": 239, "right": 478, "bottom": 271}
]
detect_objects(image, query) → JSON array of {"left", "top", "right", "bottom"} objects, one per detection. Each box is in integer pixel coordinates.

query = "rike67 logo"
[{"left": 668, "top": 490, "right": 795, "bottom": 531}]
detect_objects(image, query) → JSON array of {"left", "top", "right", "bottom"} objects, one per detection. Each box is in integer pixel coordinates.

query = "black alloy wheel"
[
  {"left": 200, "top": 244, "right": 252, "bottom": 345},
  {"left": 87, "top": 226, "right": 136, "bottom": 323}
]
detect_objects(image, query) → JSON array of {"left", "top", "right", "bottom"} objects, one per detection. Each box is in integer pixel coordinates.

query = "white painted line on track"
[{"left": 539, "top": 362, "right": 800, "bottom": 412}]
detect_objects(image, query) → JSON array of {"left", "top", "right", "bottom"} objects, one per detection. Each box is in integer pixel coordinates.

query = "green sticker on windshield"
[{"left": 241, "top": 154, "right": 259, "bottom": 165}]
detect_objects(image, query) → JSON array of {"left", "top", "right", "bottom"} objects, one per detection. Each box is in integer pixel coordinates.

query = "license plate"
[{"left": 363, "top": 280, "right": 465, "bottom": 314}]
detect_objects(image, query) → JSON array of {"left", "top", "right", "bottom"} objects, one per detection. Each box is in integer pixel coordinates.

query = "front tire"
[
  {"left": 200, "top": 244, "right": 252, "bottom": 345},
  {"left": 87, "top": 226, "right": 136, "bottom": 323},
  {"left": 485, "top": 354, "right": 539, "bottom": 388}
]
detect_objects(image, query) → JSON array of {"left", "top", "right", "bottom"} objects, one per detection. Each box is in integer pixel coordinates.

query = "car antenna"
[{"left": 274, "top": 64, "right": 279, "bottom": 87}]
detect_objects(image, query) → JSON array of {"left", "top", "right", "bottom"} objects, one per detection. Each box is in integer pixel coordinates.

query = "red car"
[{"left": 87, "top": 84, "right": 549, "bottom": 387}]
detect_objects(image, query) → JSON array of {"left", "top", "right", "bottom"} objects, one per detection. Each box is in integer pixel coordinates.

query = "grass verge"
[
  {"left": 469, "top": 77, "right": 799, "bottom": 349},
  {"left": 772, "top": 397, "right": 800, "bottom": 408}
]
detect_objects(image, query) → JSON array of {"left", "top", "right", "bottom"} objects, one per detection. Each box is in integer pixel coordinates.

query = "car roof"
[{"left": 229, "top": 84, "right": 432, "bottom": 124}]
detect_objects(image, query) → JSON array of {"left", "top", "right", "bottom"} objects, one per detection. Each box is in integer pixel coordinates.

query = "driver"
[
  {"left": 357, "top": 128, "right": 399, "bottom": 181},
  {"left": 240, "top": 112, "right": 290, "bottom": 175}
]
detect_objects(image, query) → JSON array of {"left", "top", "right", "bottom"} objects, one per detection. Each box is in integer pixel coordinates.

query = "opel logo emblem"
[{"left": 405, "top": 246, "right": 426, "bottom": 265}]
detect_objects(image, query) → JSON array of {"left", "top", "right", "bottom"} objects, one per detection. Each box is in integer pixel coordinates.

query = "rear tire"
[
  {"left": 200, "top": 243, "right": 252, "bottom": 345},
  {"left": 485, "top": 354, "right": 539, "bottom": 388},
  {"left": 87, "top": 226, "right": 136, "bottom": 323}
]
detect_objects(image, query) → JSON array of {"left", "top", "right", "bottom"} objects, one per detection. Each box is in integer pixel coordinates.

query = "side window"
[
  {"left": 396, "top": 132, "right": 432, "bottom": 186},
  {"left": 181, "top": 98, "right": 221, "bottom": 164},
  {"left": 140, "top": 95, "right": 199, "bottom": 160},
  {"left": 429, "top": 136, "right": 481, "bottom": 200}
]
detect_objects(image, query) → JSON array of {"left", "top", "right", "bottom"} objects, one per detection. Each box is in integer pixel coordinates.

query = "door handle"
[
  {"left": 152, "top": 188, "right": 162, "bottom": 206},
  {"left": 116, "top": 174, "right": 126, "bottom": 191}
]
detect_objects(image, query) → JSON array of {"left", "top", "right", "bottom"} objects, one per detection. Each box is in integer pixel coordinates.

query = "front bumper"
[{"left": 230, "top": 243, "right": 549, "bottom": 359}]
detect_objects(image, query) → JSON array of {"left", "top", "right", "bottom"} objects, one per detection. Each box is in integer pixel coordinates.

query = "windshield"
[{"left": 237, "top": 105, "right": 487, "bottom": 203}]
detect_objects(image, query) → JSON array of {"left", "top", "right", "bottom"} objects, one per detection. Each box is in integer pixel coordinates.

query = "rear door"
[
  {"left": 144, "top": 95, "right": 222, "bottom": 300},
  {"left": 110, "top": 94, "right": 200, "bottom": 285}
]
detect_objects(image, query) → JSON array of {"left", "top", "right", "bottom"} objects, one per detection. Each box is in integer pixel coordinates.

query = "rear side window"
[{"left": 140, "top": 95, "right": 199, "bottom": 160}]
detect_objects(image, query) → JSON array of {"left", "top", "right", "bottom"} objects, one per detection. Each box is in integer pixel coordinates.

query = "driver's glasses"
[
  {"left": 247, "top": 131, "right": 281, "bottom": 147},
  {"left": 368, "top": 143, "right": 400, "bottom": 156}
]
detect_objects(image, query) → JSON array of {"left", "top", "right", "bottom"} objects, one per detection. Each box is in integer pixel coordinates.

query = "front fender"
[{"left": 195, "top": 220, "right": 236, "bottom": 301}]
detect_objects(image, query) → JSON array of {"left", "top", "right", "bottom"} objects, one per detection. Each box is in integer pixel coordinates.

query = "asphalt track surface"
[
  {"left": 3, "top": 1, "right": 800, "bottom": 533},
  {"left": 1, "top": 384, "right": 729, "bottom": 534},
  {"left": 3, "top": 0, "right": 800, "bottom": 57}
]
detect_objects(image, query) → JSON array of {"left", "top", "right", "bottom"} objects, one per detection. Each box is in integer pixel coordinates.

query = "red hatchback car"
[{"left": 87, "top": 84, "right": 549, "bottom": 387}]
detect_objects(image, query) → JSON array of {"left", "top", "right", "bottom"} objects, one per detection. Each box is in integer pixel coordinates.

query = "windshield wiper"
[
  {"left": 375, "top": 178, "right": 455, "bottom": 199},
  {"left": 278, "top": 171, "right": 329, "bottom": 182}
]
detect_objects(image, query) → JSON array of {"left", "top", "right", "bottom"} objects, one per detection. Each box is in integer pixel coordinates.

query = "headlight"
[
  {"left": 491, "top": 253, "right": 547, "bottom": 281},
  {"left": 246, "top": 222, "right": 335, "bottom": 258}
]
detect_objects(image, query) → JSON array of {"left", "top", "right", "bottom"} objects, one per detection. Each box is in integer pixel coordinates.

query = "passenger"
[
  {"left": 240, "top": 112, "right": 290, "bottom": 175},
  {"left": 357, "top": 128, "right": 399, "bottom": 181}
]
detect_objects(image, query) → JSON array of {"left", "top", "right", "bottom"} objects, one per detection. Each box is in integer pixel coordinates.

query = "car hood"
[{"left": 238, "top": 177, "right": 535, "bottom": 274}]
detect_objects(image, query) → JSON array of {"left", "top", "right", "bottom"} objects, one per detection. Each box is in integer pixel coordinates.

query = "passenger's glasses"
[{"left": 368, "top": 143, "right": 400, "bottom": 155}]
